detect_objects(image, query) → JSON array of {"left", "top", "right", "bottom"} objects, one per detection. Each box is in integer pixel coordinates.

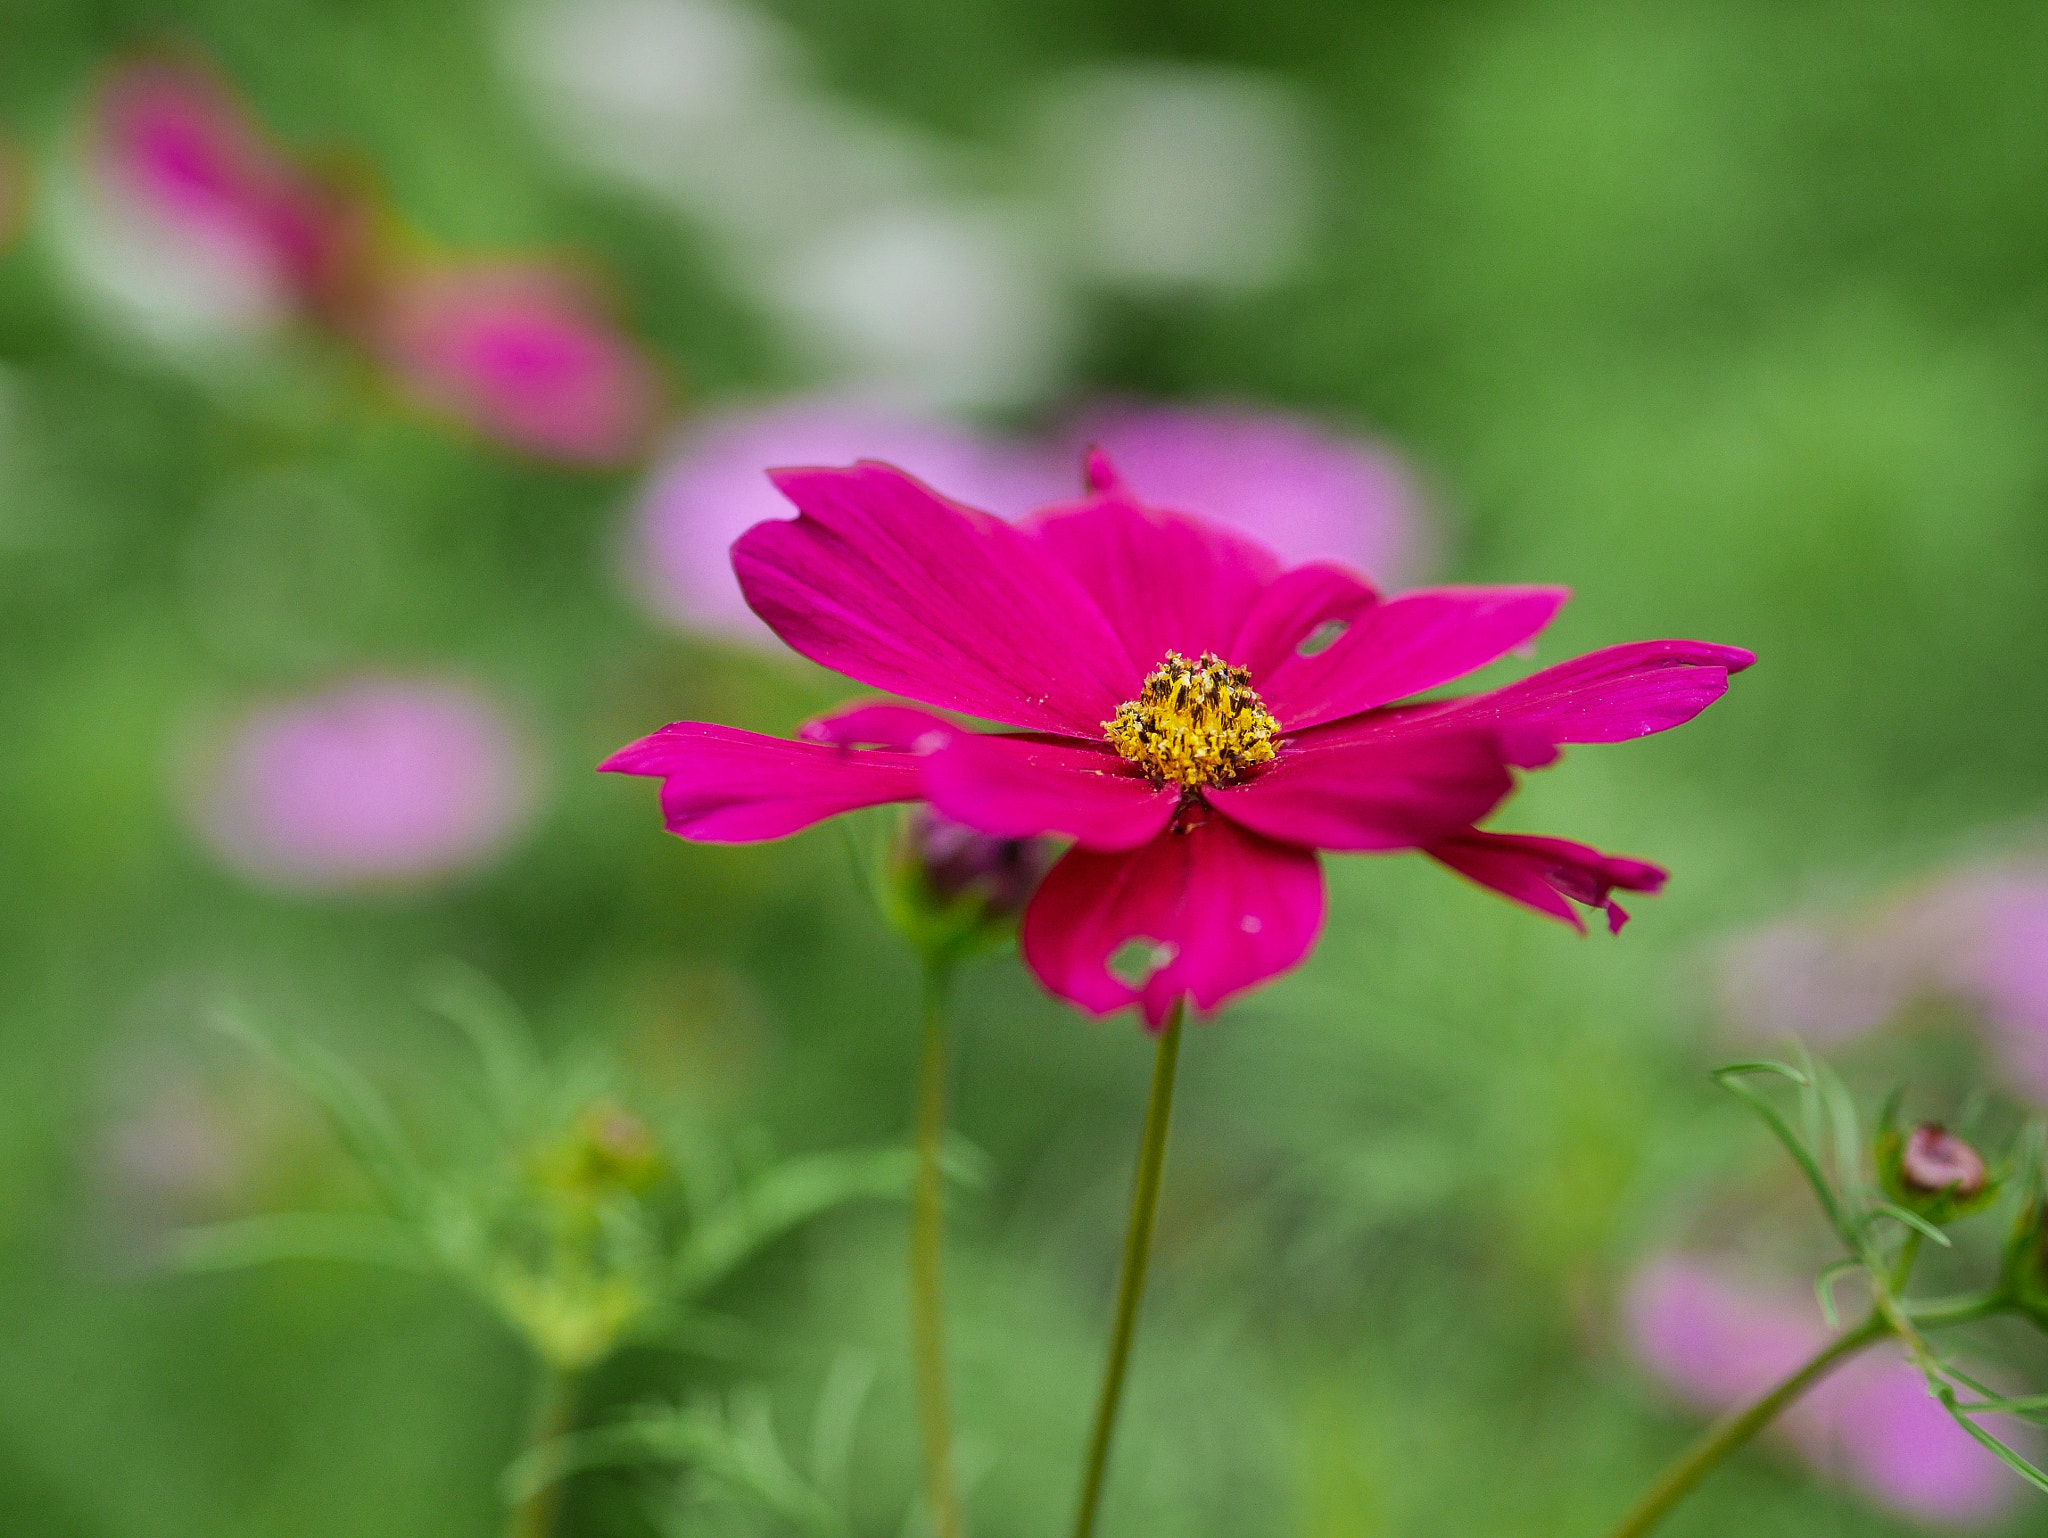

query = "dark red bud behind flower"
[{"left": 882, "top": 807, "right": 1053, "bottom": 968}]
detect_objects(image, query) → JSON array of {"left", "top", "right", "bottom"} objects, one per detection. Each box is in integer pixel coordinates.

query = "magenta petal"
[
  {"left": 1207, "top": 732, "right": 1513, "bottom": 852},
  {"left": 1427, "top": 828, "right": 1667, "bottom": 934},
  {"left": 1020, "top": 815, "right": 1325, "bottom": 1026},
  {"left": 1405, "top": 639, "right": 1757, "bottom": 745},
  {"left": 1024, "top": 478, "right": 1283, "bottom": 666},
  {"left": 601, "top": 721, "right": 921, "bottom": 842},
  {"left": 1228, "top": 561, "right": 1381, "bottom": 676},
  {"left": 798, "top": 701, "right": 957, "bottom": 752},
  {"left": 734, "top": 462, "right": 1139, "bottom": 735},
  {"left": 1259, "top": 585, "right": 1570, "bottom": 730},
  {"left": 921, "top": 733, "right": 1177, "bottom": 852}
]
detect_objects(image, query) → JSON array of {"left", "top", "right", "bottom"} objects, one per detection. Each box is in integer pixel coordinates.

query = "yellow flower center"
[{"left": 1104, "top": 651, "right": 1280, "bottom": 787}]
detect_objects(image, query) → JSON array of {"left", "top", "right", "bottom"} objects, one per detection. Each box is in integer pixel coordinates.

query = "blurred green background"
[{"left": 4, "top": 1, "right": 2048, "bottom": 1535}]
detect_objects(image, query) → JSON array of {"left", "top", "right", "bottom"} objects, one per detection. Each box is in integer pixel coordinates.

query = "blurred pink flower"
[
  {"left": 365, "top": 262, "right": 663, "bottom": 465},
  {"left": 194, "top": 677, "right": 538, "bottom": 889},
  {"left": 628, "top": 399, "right": 1055, "bottom": 643},
  {"left": 628, "top": 397, "right": 1435, "bottom": 647},
  {"left": 86, "top": 59, "right": 362, "bottom": 321},
  {"left": 1721, "top": 860, "right": 2048, "bottom": 1099},
  {"left": 1061, "top": 402, "right": 1432, "bottom": 589},
  {"left": 1625, "top": 1254, "right": 2026, "bottom": 1525},
  {"left": 1720, "top": 917, "right": 1921, "bottom": 1046}
]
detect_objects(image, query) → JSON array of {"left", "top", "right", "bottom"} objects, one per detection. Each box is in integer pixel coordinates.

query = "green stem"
[
  {"left": 911, "top": 964, "right": 966, "bottom": 1538},
  {"left": 1071, "top": 1002, "right": 1185, "bottom": 1538},
  {"left": 506, "top": 1367, "right": 578, "bottom": 1538},
  {"left": 1603, "top": 1314, "right": 1888, "bottom": 1538}
]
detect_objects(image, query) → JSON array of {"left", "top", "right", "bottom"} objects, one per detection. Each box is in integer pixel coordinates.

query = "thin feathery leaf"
[
  {"left": 1714, "top": 1066, "right": 1848, "bottom": 1242},
  {"left": 1935, "top": 1382, "right": 2048, "bottom": 1494},
  {"left": 670, "top": 1148, "right": 916, "bottom": 1298},
  {"left": 1814, "top": 1257, "right": 1866, "bottom": 1332},
  {"left": 1817, "top": 1060, "right": 1865, "bottom": 1214},
  {"left": 417, "top": 957, "right": 541, "bottom": 1122},
  {"left": 207, "top": 1003, "right": 427, "bottom": 1219},
  {"left": 168, "top": 1212, "right": 431, "bottom": 1273},
  {"left": 1866, "top": 1203, "right": 1955, "bottom": 1248}
]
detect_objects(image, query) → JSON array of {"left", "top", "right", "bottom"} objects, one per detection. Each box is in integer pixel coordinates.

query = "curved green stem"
[
  {"left": 1071, "top": 1002, "right": 1185, "bottom": 1538},
  {"left": 506, "top": 1367, "right": 579, "bottom": 1538},
  {"left": 911, "top": 964, "right": 966, "bottom": 1538},
  {"left": 1601, "top": 1313, "right": 1888, "bottom": 1538}
]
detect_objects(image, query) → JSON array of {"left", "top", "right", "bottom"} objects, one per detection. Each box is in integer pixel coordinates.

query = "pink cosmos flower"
[
  {"left": 1063, "top": 402, "right": 1431, "bottom": 588},
  {"left": 87, "top": 59, "right": 363, "bottom": 319},
  {"left": 605, "top": 450, "right": 1749, "bottom": 1024},
  {"left": 194, "top": 677, "right": 538, "bottom": 889},
  {"left": 1626, "top": 1254, "right": 2025, "bottom": 1524},
  {"left": 630, "top": 400, "right": 1054, "bottom": 642},
  {"left": 363, "top": 261, "right": 663, "bottom": 465},
  {"left": 1722, "top": 861, "right": 2048, "bottom": 1100}
]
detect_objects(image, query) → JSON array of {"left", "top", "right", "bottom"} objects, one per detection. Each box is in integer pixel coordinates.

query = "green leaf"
[
  {"left": 509, "top": 1397, "right": 848, "bottom": 1538},
  {"left": 168, "top": 1212, "right": 432, "bottom": 1273},
  {"left": 416, "top": 957, "right": 541, "bottom": 1123},
  {"left": 1935, "top": 1381, "right": 2048, "bottom": 1494},
  {"left": 1713, "top": 1066, "right": 1848, "bottom": 1243},
  {"left": 207, "top": 1002, "right": 428, "bottom": 1220},
  {"left": 1816, "top": 1060, "right": 1866, "bottom": 1214},
  {"left": 1813, "top": 1257, "right": 1865, "bottom": 1332},
  {"left": 670, "top": 1147, "right": 916, "bottom": 1298},
  {"left": 1865, "top": 1202, "right": 1955, "bottom": 1248},
  {"left": 1709, "top": 1060, "right": 1810, "bottom": 1087}
]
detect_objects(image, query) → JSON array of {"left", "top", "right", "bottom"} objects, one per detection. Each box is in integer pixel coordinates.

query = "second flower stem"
[
  {"left": 912, "top": 964, "right": 966, "bottom": 1538},
  {"left": 1601, "top": 1312, "right": 1889, "bottom": 1538},
  {"left": 1071, "top": 1001, "right": 1185, "bottom": 1538}
]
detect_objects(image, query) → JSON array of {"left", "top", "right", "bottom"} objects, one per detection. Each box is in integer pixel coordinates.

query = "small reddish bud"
[{"left": 1900, "top": 1124, "right": 1987, "bottom": 1198}]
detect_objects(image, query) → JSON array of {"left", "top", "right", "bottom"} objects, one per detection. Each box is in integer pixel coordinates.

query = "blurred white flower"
[
  {"left": 505, "top": 0, "right": 932, "bottom": 249},
  {"left": 505, "top": 0, "right": 798, "bottom": 186},
  {"left": 1034, "top": 62, "right": 1315, "bottom": 292},
  {"left": 769, "top": 202, "right": 1069, "bottom": 410}
]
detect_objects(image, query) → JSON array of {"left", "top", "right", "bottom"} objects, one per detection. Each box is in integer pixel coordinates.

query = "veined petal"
[
  {"left": 798, "top": 701, "right": 957, "bottom": 753},
  {"left": 921, "top": 733, "right": 1176, "bottom": 851},
  {"left": 1427, "top": 828, "right": 1668, "bottom": 934},
  {"left": 601, "top": 722, "right": 921, "bottom": 843},
  {"left": 734, "top": 462, "right": 1139, "bottom": 736},
  {"left": 1260, "top": 585, "right": 1570, "bottom": 730},
  {"left": 1388, "top": 640, "right": 1757, "bottom": 746},
  {"left": 1024, "top": 465, "right": 1282, "bottom": 667},
  {"left": 1206, "top": 731, "right": 1514, "bottom": 852},
  {"left": 1021, "top": 815, "right": 1325, "bottom": 1027},
  {"left": 1227, "top": 561, "right": 1381, "bottom": 677}
]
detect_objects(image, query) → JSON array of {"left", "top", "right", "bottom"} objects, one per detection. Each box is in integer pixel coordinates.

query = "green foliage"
[
  {"left": 3, "top": 1, "right": 2048, "bottom": 1534},
  {"left": 179, "top": 973, "right": 918, "bottom": 1378}
]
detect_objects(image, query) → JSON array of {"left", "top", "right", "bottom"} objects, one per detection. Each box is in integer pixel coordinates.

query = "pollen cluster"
[{"left": 1104, "top": 651, "right": 1280, "bottom": 787}]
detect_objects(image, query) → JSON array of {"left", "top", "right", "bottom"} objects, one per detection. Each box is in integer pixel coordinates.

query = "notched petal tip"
[{"left": 1428, "top": 828, "right": 1668, "bottom": 934}]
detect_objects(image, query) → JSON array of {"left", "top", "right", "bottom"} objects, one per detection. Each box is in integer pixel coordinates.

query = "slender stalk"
[
  {"left": 1071, "top": 1002, "right": 1185, "bottom": 1538},
  {"left": 506, "top": 1367, "right": 578, "bottom": 1538},
  {"left": 911, "top": 963, "right": 966, "bottom": 1538},
  {"left": 1601, "top": 1314, "right": 1888, "bottom": 1538}
]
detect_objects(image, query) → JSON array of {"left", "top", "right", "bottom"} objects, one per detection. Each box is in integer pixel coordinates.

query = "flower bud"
[
  {"left": 1878, "top": 1121, "right": 1998, "bottom": 1224},
  {"left": 1900, "top": 1125, "right": 1988, "bottom": 1198},
  {"left": 492, "top": 1098, "right": 676, "bottom": 1371},
  {"left": 882, "top": 807, "right": 1052, "bottom": 968}
]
